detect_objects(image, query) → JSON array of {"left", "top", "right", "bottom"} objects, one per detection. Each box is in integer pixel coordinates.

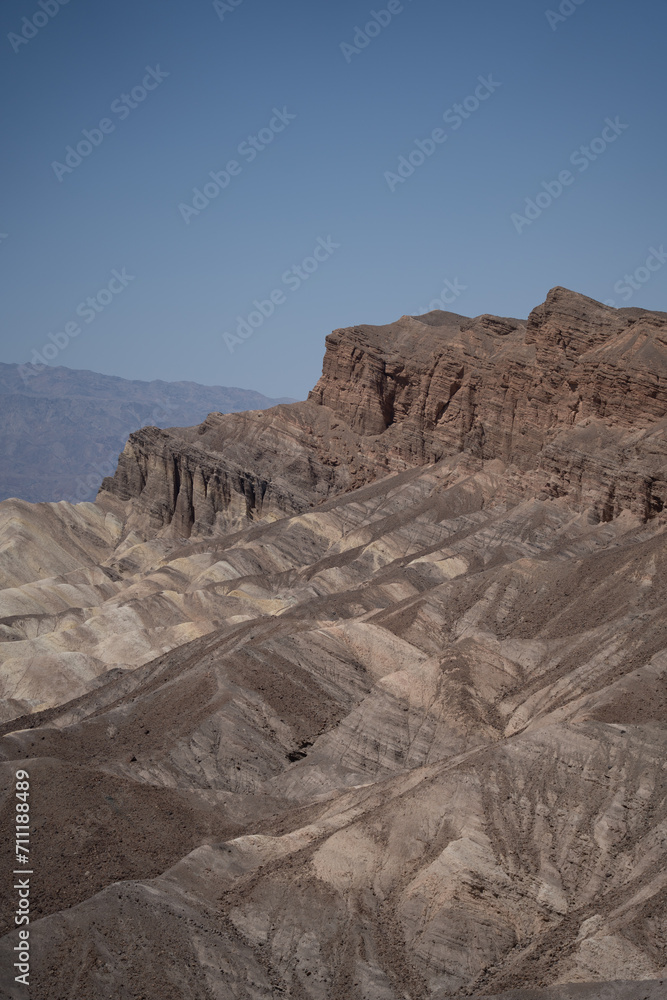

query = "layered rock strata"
[
  {"left": 100, "top": 288, "right": 667, "bottom": 535},
  {"left": 0, "top": 288, "right": 666, "bottom": 999}
]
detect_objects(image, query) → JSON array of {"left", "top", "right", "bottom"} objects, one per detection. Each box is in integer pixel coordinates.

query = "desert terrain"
[{"left": 0, "top": 287, "right": 665, "bottom": 999}]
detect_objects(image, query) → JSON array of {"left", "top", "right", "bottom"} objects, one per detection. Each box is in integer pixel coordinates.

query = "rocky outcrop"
[
  {"left": 100, "top": 404, "right": 390, "bottom": 536},
  {"left": 100, "top": 288, "right": 667, "bottom": 535},
  {"left": 105, "top": 423, "right": 301, "bottom": 537},
  {"left": 309, "top": 287, "right": 667, "bottom": 466}
]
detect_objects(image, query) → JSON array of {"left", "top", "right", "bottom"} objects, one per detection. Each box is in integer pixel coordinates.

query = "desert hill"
[{"left": 0, "top": 288, "right": 665, "bottom": 999}]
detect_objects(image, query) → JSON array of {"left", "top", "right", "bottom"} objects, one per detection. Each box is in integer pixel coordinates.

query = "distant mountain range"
[{"left": 0, "top": 362, "right": 293, "bottom": 503}]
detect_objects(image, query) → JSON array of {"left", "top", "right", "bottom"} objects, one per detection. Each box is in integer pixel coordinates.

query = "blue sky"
[{"left": 1, "top": 0, "right": 666, "bottom": 399}]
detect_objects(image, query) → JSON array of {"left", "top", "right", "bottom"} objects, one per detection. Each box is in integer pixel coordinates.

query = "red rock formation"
[{"left": 99, "top": 288, "right": 667, "bottom": 532}]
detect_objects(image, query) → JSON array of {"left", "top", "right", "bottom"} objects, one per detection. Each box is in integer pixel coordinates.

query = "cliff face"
[
  {"left": 99, "top": 287, "right": 667, "bottom": 535},
  {"left": 3, "top": 287, "right": 667, "bottom": 1000},
  {"left": 309, "top": 287, "right": 667, "bottom": 490},
  {"left": 102, "top": 403, "right": 388, "bottom": 536}
]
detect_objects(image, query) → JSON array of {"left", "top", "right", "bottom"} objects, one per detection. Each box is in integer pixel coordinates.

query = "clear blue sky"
[{"left": 1, "top": 0, "right": 666, "bottom": 399}]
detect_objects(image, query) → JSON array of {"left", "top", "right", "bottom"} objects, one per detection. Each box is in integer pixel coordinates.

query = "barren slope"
[{"left": 0, "top": 289, "right": 665, "bottom": 1000}]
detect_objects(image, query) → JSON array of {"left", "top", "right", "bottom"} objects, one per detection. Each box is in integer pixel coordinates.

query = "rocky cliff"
[
  {"left": 2, "top": 288, "right": 667, "bottom": 999},
  {"left": 310, "top": 287, "right": 667, "bottom": 456},
  {"left": 100, "top": 288, "right": 667, "bottom": 533}
]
